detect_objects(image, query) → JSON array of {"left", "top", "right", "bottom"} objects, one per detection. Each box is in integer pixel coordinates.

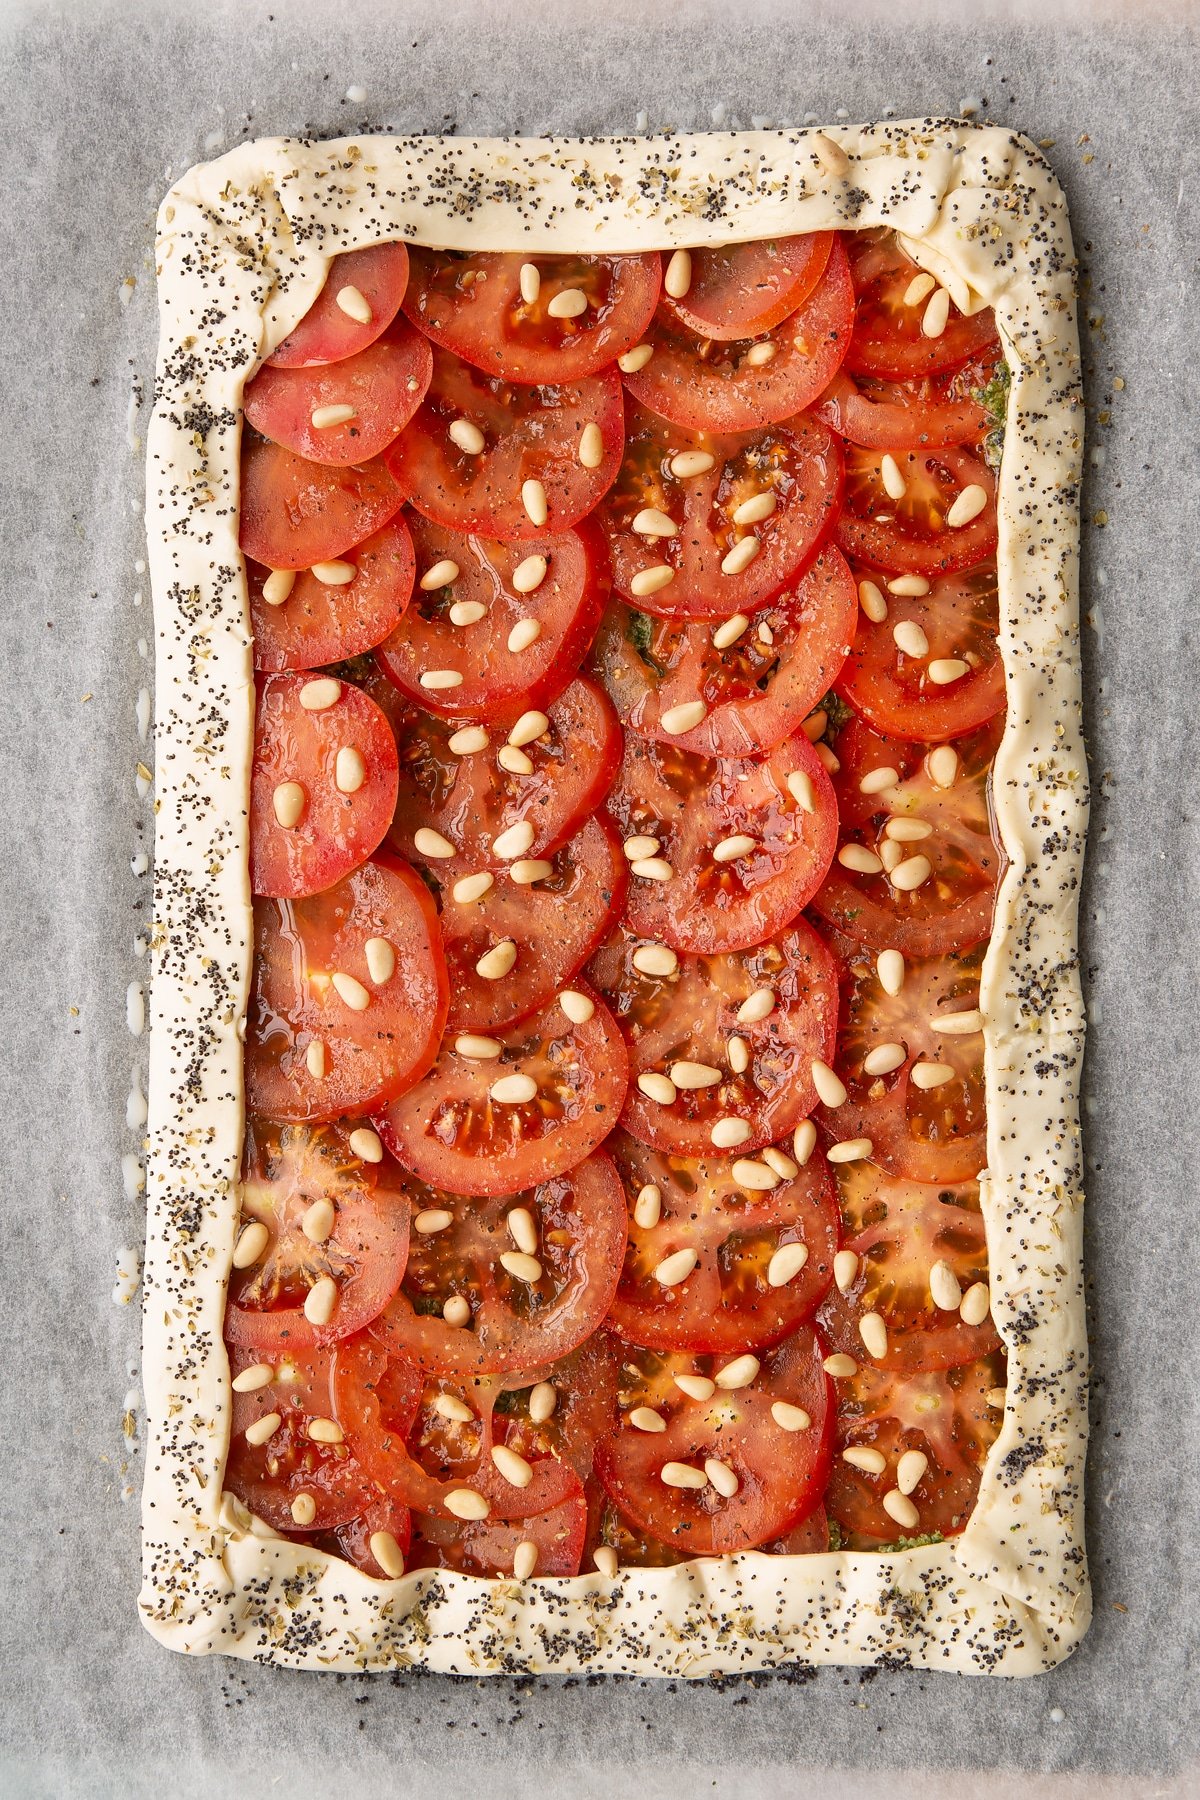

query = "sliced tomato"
[
  {"left": 371, "top": 1151, "right": 627, "bottom": 1378},
  {"left": 250, "top": 673, "right": 400, "bottom": 899},
  {"left": 809, "top": 713, "right": 1002, "bottom": 957},
  {"left": 268, "top": 242, "right": 411, "bottom": 369},
  {"left": 836, "top": 443, "right": 996, "bottom": 577},
  {"left": 495, "top": 1331, "right": 621, "bottom": 1484},
  {"left": 225, "top": 1119, "right": 410, "bottom": 1350},
  {"left": 376, "top": 985, "right": 629, "bottom": 1198},
  {"left": 593, "top": 546, "right": 857, "bottom": 758},
  {"left": 593, "top": 1327, "right": 834, "bottom": 1554},
  {"left": 817, "top": 1161, "right": 1000, "bottom": 1373},
  {"left": 249, "top": 517, "right": 415, "bottom": 674},
  {"left": 604, "top": 1130, "right": 838, "bottom": 1354},
  {"left": 245, "top": 854, "right": 448, "bottom": 1123},
  {"left": 589, "top": 919, "right": 839, "bottom": 1157},
  {"left": 386, "top": 346, "right": 623, "bottom": 540},
  {"left": 403, "top": 248, "right": 662, "bottom": 384},
  {"left": 761, "top": 1505, "right": 832, "bottom": 1555},
  {"left": 845, "top": 233, "right": 1001, "bottom": 380},
  {"left": 835, "top": 566, "right": 1005, "bottom": 742},
  {"left": 662, "top": 233, "right": 834, "bottom": 341},
  {"left": 600, "top": 404, "right": 842, "bottom": 620},
  {"left": 329, "top": 1497, "right": 413, "bottom": 1578},
  {"left": 244, "top": 322, "right": 432, "bottom": 466},
  {"left": 623, "top": 233, "right": 854, "bottom": 433},
  {"left": 813, "top": 350, "right": 997, "bottom": 452},
  {"left": 388, "top": 675, "right": 622, "bottom": 868},
  {"left": 239, "top": 431, "right": 404, "bottom": 571},
  {"left": 419, "top": 815, "right": 627, "bottom": 1035},
  {"left": 607, "top": 729, "right": 837, "bottom": 955},
  {"left": 375, "top": 514, "right": 608, "bottom": 720},
  {"left": 824, "top": 1350, "right": 1005, "bottom": 1542},
  {"left": 410, "top": 1489, "right": 587, "bottom": 1577},
  {"left": 225, "top": 1341, "right": 378, "bottom": 1533},
  {"left": 817, "top": 937, "right": 987, "bottom": 1184}
]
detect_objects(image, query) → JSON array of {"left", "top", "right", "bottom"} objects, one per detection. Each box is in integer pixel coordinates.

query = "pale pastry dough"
[{"left": 140, "top": 121, "right": 1088, "bottom": 1676}]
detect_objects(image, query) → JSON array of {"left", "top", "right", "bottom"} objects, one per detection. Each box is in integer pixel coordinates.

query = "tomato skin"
[
  {"left": 623, "top": 234, "right": 854, "bottom": 433},
  {"left": 662, "top": 233, "right": 835, "bottom": 342},
  {"left": 245, "top": 854, "right": 448, "bottom": 1124},
  {"left": 376, "top": 984, "right": 630, "bottom": 1198},
  {"left": 250, "top": 673, "right": 400, "bottom": 900},
  {"left": 371, "top": 1151, "right": 628, "bottom": 1379},
  {"left": 845, "top": 232, "right": 1001, "bottom": 380},
  {"left": 268, "top": 242, "right": 411, "bottom": 369},
  {"left": 835, "top": 566, "right": 1005, "bottom": 743},
  {"left": 239, "top": 431, "right": 404, "bottom": 571},
  {"left": 329, "top": 1499, "right": 414, "bottom": 1578},
  {"left": 595, "top": 546, "right": 857, "bottom": 759},
  {"left": 410, "top": 1488, "right": 588, "bottom": 1576},
  {"left": 608, "top": 729, "right": 838, "bottom": 956},
  {"left": 386, "top": 346, "right": 624, "bottom": 542},
  {"left": 593, "top": 1327, "right": 835, "bottom": 1554},
  {"left": 225, "top": 1119, "right": 411, "bottom": 1351},
  {"left": 808, "top": 713, "right": 1003, "bottom": 958},
  {"left": 429, "top": 814, "right": 628, "bottom": 1036},
  {"left": 600, "top": 405, "right": 843, "bottom": 622},
  {"left": 605, "top": 1130, "right": 839, "bottom": 1354},
  {"left": 403, "top": 248, "right": 662, "bottom": 385},
  {"left": 244, "top": 321, "right": 433, "bottom": 466},
  {"left": 813, "top": 355, "right": 995, "bottom": 453},
  {"left": 836, "top": 444, "right": 997, "bottom": 578},
  {"left": 589, "top": 919, "right": 839, "bottom": 1158},
  {"left": 249, "top": 517, "right": 415, "bottom": 673},
  {"left": 824, "top": 1351, "right": 1005, "bottom": 1542},
  {"left": 226, "top": 1342, "right": 379, "bottom": 1533},
  {"left": 389, "top": 676, "right": 622, "bottom": 870},
  {"left": 816, "top": 1164, "right": 1000, "bottom": 1374},
  {"left": 376, "top": 513, "right": 610, "bottom": 722}
]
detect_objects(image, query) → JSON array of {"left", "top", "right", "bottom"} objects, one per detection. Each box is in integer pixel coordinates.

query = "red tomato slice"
[
  {"left": 418, "top": 815, "right": 628, "bottom": 1036},
  {"left": 403, "top": 248, "right": 662, "bottom": 384},
  {"left": 268, "top": 242, "right": 411, "bottom": 369},
  {"left": 813, "top": 351, "right": 997, "bottom": 452},
  {"left": 410, "top": 1489, "right": 587, "bottom": 1577},
  {"left": 761, "top": 1505, "right": 832, "bottom": 1555},
  {"left": 600, "top": 404, "right": 843, "bottom": 621},
  {"left": 835, "top": 566, "right": 1005, "bottom": 743},
  {"left": 816, "top": 1161, "right": 1000, "bottom": 1373},
  {"left": 593, "top": 546, "right": 857, "bottom": 758},
  {"left": 376, "top": 984, "right": 629, "bottom": 1198},
  {"left": 245, "top": 854, "right": 448, "bottom": 1123},
  {"left": 824, "top": 1350, "right": 1005, "bottom": 1542},
  {"left": 371, "top": 1151, "right": 627, "bottom": 1378},
  {"left": 225, "top": 1341, "right": 379, "bottom": 1533},
  {"left": 225, "top": 1119, "right": 410, "bottom": 1351},
  {"left": 607, "top": 729, "right": 837, "bottom": 955},
  {"left": 836, "top": 443, "right": 996, "bottom": 578},
  {"left": 250, "top": 673, "right": 400, "bottom": 899},
  {"left": 593, "top": 1328, "right": 834, "bottom": 1554},
  {"left": 329, "top": 1497, "right": 413, "bottom": 1578},
  {"left": 239, "top": 431, "right": 404, "bottom": 571},
  {"left": 846, "top": 233, "right": 1001, "bottom": 380},
  {"left": 604, "top": 1130, "right": 838, "bottom": 1354},
  {"left": 623, "top": 234, "right": 854, "bottom": 433},
  {"left": 249, "top": 517, "right": 415, "bottom": 673},
  {"left": 662, "top": 233, "right": 834, "bottom": 341},
  {"left": 809, "top": 713, "right": 1003, "bottom": 957},
  {"left": 817, "top": 937, "right": 987, "bottom": 1184},
  {"left": 386, "top": 346, "right": 624, "bottom": 541},
  {"left": 495, "top": 1332, "right": 621, "bottom": 1485},
  {"left": 245, "top": 322, "right": 432, "bottom": 466},
  {"left": 375, "top": 513, "right": 608, "bottom": 720},
  {"left": 388, "top": 675, "right": 622, "bottom": 868},
  {"left": 589, "top": 919, "right": 839, "bottom": 1158}
]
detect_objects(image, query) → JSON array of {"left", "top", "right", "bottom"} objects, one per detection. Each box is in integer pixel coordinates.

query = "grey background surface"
[{"left": 1, "top": 0, "right": 1196, "bottom": 1794}]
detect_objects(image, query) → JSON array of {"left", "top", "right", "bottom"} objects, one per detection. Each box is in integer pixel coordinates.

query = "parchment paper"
[{"left": 0, "top": 0, "right": 1196, "bottom": 1794}]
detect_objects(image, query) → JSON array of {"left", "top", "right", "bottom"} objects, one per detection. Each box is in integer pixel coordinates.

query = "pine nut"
[
  {"left": 670, "top": 450, "right": 715, "bottom": 478},
  {"left": 674, "top": 1374, "right": 715, "bottom": 1401},
  {"left": 880, "top": 454, "right": 907, "bottom": 501},
  {"left": 334, "top": 745, "right": 365, "bottom": 794},
  {"left": 529, "top": 1382, "right": 557, "bottom": 1423},
  {"left": 453, "top": 872, "right": 495, "bottom": 904},
  {"left": 449, "top": 726, "right": 489, "bottom": 755},
  {"left": 617, "top": 343, "right": 654, "bottom": 373},
  {"left": 500, "top": 1251, "right": 543, "bottom": 1282},
  {"left": 559, "top": 989, "right": 594, "bottom": 1023},
  {"left": 442, "top": 1295, "right": 470, "bottom": 1325},
  {"left": 414, "top": 827, "right": 456, "bottom": 860},
  {"left": 508, "top": 709, "right": 550, "bottom": 748},
  {"left": 839, "top": 843, "right": 884, "bottom": 875},
  {"left": 882, "top": 1488, "right": 920, "bottom": 1530},
  {"left": 476, "top": 940, "right": 517, "bottom": 980},
  {"left": 891, "top": 854, "right": 932, "bottom": 891},
  {"left": 262, "top": 569, "right": 295, "bottom": 607},
  {"left": 630, "top": 565, "right": 675, "bottom": 598},
  {"left": 232, "top": 1221, "right": 269, "bottom": 1268},
  {"left": 705, "top": 1458, "right": 739, "bottom": 1498},
  {"left": 670, "top": 1060, "right": 722, "bottom": 1090},
  {"left": 507, "top": 1207, "right": 538, "bottom": 1255},
  {"left": 928, "top": 658, "right": 970, "bottom": 685},
  {"left": 420, "top": 559, "right": 460, "bottom": 591},
  {"left": 307, "top": 1416, "right": 344, "bottom": 1445},
  {"left": 272, "top": 781, "right": 305, "bottom": 829},
  {"left": 929, "top": 1260, "right": 963, "bottom": 1311},
  {"left": 634, "top": 1183, "right": 662, "bottom": 1229},
  {"left": 897, "top": 1450, "right": 929, "bottom": 1495},
  {"left": 638, "top": 1071, "right": 678, "bottom": 1105},
  {"left": 420, "top": 670, "right": 464, "bottom": 690},
  {"left": 490, "top": 1073, "right": 537, "bottom": 1104},
  {"left": 492, "top": 1444, "right": 534, "bottom": 1487},
  {"left": 449, "top": 599, "right": 488, "bottom": 626},
  {"left": 547, "top": 286, "right": 587, "bottom": 319},
  {"left": 624, "top": 834, "right": 661, "bottom": 860},
  {"left": 633, "top": 506, "right": 677, "bottom": 538},
  {"left": 512, "top": 1540, "right": 538, "bottom": 1580},
  {"left": 415, "top": 1209, "right": 454, "bottom": 1235},
  {"left": 311, "top": 403, "right": 357, "bottom": 430},
  {"left": 960, "top": 1281, "right": 991, "bottom": 1326},
  {"left": 444, "top": 1489, "right": 490, "bottom": 1521},
  {"left": 728, "top": 1035, "right": 750, "bottom": 1075},
  {"left": 834, "top": 1250, "right": 859, "bottom": 1294},
  {"left": 331, "top": 971, "right": 370, "bottom": 1011},
  {"left": 349, "top": 1127, "right": 382, "bottom": 1164},
  {"left": 711, "top": 1116, "right": 752, "bottom": 1148},
  {"left": 290, "top": 1493, "right": 317, "bottom": 1526},
  {"left": 630, "top": 1407, "right": 666, "bottom": 1433},
  {"left": 305, "top": 1039, "right": 326, "bottom": 1079},
  {"left": 712, "top": 613, "right": 750, "bottom": 650},
  {"left": 843, "top": 1445, "right": 887, "bottom": 1474},
  {"left": 310, "top": 563, "right": 355, "bottom": 587},
  {"left": 713, "top": 834, "right": 757, "bottom": 863},
  {"left": 767, "top": 1242, "right": 809, "bottom": 1287},
  {"left": 772, "top": 1401, "right": 811, "bottom": 1432},
  {"left": 793, "top": 1119, "right": 818, "bottom": 1166},
  {"left": 370, "top": 1530, "right": 406, "bottom": 1578},
  {"left": 521, "top": 479, "right": 548, "bottom": 526},
  {"left": 721, "top": 535, "right": 761, "bottom": 575},
  {"left": 827, "top": 1138, "right": 872, "bottom": 1163},
  {"left": 493, "top": 820, "right": 535, "bottom": 859},
  {"left": 661, "top": 1461, "right": 707, "bottom": 1490},
  {"left": 304, "top": 1276, "right": 337, "bottom": 1326},
  {"left": 518, "top": 262, "right": 541, "bottom": 304},
  {"left": 715, "top": 1354, "right": 760, "bottom": 1390},
  {"left": 863, "top": 1042, "right": 905, "bottom": 1076},
  {"left": 859, "top": 1311, "right": 888, "bottom": 1360},
  {"left": 823, "top": 1353, "right": 858, "bottom": 1377},
  {"left": 335, "top": 283, "right": 373, "bottom": 323},
  {"left": 244, "top": 1411, "right": 282, "bottom": 1447},
  {"left": 660, "top": 699, "right": 706, "bottom": 734},
  {"left": 364, "top": 937, "right": 395, "bottom": 986},
  {"left": 893, "top": 620, "right": 929, "bottom": 658},
  {"left": 912, "top": 1061, "right": 955, "bottom": 1089},
  {"left": 731, "top": 1159, "right": 779, "bottom": 1191},
  {"left": 632, "top": 943, "right": 678, "bottom": 977},
  {"left": 510, "top": 858, "right": 553, "bottom": 885},
  {"left": 653, "top": 1248, "right": 697, "bottom": 1286},
  {"left": 877, "top": 949, "right": 906, "bottom": 996},
  {"left": 922, "top": 288, "right": 951, "bottom": 339},
  {"left": 732, "top": 490, "right": 776, "bottom": 526},
  {"left": 512, "top": 556, "right": 548, "bottom": 594},
  {"left": 888, "top": 574, "right": 931, "bottom": 596},
  {"left": 930, "top": 1009, "right": 983, "bottom": 1035},
  {"left": 231, "top": 1363, "right": 274, "bottom": 1394},
  {"left": 449, "top": 418, "right": 485, "bottom": 455},
  {"left": 926, "top": 745, "right": 959, "bottom": 788},
  {"left": 946, "top": 483, "right": 989, "bottom": 528},
  {"left": 578, "top": 422, "right": 604, "bottom": 468},
  {"left": 664, "top": 249, "right": 692, "bottom": 298},
  {"left": 593, "top": 1545, "right": 619, "bottom": 1576},
  {"left": 631, "top": 857, "right": 674, "bottom": 882},
  {"left": 860, "top": 765, "right": 899, "bottom": 795}
]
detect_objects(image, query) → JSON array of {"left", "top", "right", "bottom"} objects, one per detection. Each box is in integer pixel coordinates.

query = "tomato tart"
[{"left": 141, "top": 122, "right": 1088, "bottom": 1678}]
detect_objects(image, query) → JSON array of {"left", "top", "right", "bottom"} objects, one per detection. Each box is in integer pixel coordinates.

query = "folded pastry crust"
[{"left": 140, "top": 121, "right": 1088, "bottom": 1676}]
